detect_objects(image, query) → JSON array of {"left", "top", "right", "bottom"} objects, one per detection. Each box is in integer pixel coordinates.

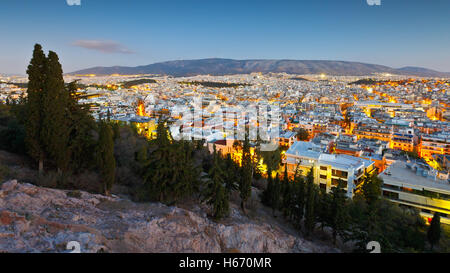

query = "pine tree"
[
  {"left": 427, "top": 212, "right": 441, "bottom": 250},
  {"left": 25, "top": 44, "right": 47, "bottom": 175},
  {"left": 304, "top": 168, "right": 317, "bottom": 236},
  {"left": 97, "top": 121, "right": 116, "bottom": 196}
]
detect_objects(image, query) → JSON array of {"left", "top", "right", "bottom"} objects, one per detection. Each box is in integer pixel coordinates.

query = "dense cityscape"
[
  {"left": 2, "top": 69, "right": 449, "bottom": 224},
  {"left": 0, "top": 0, "right": 449, "bottom": 261}
]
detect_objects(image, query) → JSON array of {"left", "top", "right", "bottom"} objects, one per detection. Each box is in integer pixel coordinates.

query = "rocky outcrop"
[{"left": 0, "top": 180, "right": 339, "bottom": 253}]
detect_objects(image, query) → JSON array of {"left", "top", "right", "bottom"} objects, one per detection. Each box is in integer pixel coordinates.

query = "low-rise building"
[
  {"left": 284, "top": 141, "right": 375, "bottom": 198},
  {"left": 379, "top": 160, "right": 450, "bottom": 225},
  {"left": 390, "top": 132, "right": 416, "bottom": 152},
  {"left": 277, "top": 131, "right": 297, "bottom": 147},
  {"left": 419, "top": 132, "right": 450, "bottom": 159},
  {"left": 355, "top": 124, "right": 391, "bottom": 142}
]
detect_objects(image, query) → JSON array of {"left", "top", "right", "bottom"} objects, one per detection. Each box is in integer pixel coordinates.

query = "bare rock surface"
[{"left": 0, "top": 180, "right": 339, "bottom": 253}]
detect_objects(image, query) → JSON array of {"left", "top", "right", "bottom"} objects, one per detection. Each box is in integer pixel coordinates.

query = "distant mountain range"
[{"left": 70, "top": 58, "right": 450, "bottom": 77}]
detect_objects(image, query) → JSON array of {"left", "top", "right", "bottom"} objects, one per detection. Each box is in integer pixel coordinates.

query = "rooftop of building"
[
  {"left": 379, "top": 160, "right": 450, "bottom": 194},
  {"left": 279, "top": 131, "right": 296, "bottom": 139},
  {"left": 286, "top": 141, "right": 322, "bottom": 159},
  {"left": 360, "top": 151, "right": 384, "bottom": 161},
  {"left": 319, "top": 153, "right": 373, "bottom": 170},
  {"left": 421, "top": 132, "right": 450, "bottom": 142},
  {"left": 286, "top": 141, "right": 372, "bottom": 170}
]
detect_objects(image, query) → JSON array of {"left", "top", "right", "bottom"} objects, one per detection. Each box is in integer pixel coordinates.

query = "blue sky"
[{"left": 0, "top": 0, "right": 449, "bottom": 74}]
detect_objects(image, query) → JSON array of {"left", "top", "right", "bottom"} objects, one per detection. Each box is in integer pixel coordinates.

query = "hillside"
[
  {"left": 0, "top": 180, "right": 339, "bottom": 253},
  {"left": 70, "top": 59, "right": 450, "bottom": 77}
]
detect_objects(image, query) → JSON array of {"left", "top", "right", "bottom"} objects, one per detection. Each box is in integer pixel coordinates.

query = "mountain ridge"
[{"left": 70, "top": 58, "right": 450, "bottom": 77}]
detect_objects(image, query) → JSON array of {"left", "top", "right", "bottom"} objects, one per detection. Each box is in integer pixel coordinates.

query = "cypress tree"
[
  {"left": 262, "top": 166, "right": 274, "bottom": 207},
  {"left": 172, "top": 140, "right": 199, "bottom": 202},
  {"left": 329, "top": 179, "right": 349, "bottom": 245},
  {"left": 66, "top": 81, "right": 96, "bottom": 171},
  {"left": 135, "top": 143, "right": 149, "bottom": 176},
  {"left": 97, "top": 121, "right": 116, "bottom": 195},
  {"left": 223, "top": 153, "right": 238, "bottom": 193},
  {"left": 142, "top": 143, "right": 172, "bottom": 202},
  {"left": 25, "top": 44, "right": 47, "bottom": 175},
  {"left": 239, "top": 133, "right": 252, "bottom": 214},
  {"left": 293, "top": 172, "right": 306, "bottom": 228},
  {"left": 304, "top": 167, "right": 317, "bottom": 236},
  {"left": 136, "top": 144, "right": 148, "bottom": 165},
  {"left": 111, "top": 122, "right": 120, "bottom": 141},
  {"left": 361, "top": 171, "right": 382, "bottom": 206},
  {"left": 271, "top": 173, "right": 281, "bottom": 216},
  {"left": 142, "top": 119, "right": 198, "bottom": 203},
  {"left": 41, "top": 51, "right": 71, "bottom": 174},
  {"left": 282, "top": 165, "right": 292, "bottom": 219},
  {"left": 427, "top": 212, "right": 441, "bottom": 250},
  {"left": 316, "top": 187, "right": 331, "bottom": 231},
  {"left": 360, "top": 172, "right": 383, "bottom": 245},
  {"left": 155, "top": 118, "right": 170, "bottom": 147},
  {"left": 205, "top": 145, "right": 229, "bottom": 220},
  {"left": 26, "top": 45, "right": 95, "bottom": 177},
  {"left": 211, "top": 180, "right": 229, "bottom": 220},
  {"left": 142, "top": 119, "right": 173, "bottom": 202}
]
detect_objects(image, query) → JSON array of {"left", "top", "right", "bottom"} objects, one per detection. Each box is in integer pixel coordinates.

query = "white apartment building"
[
  {"left": 379, "top": 160, "right": 450, "bottom": 225},
  {"left": 284, "top": 141, "right": 375, "bottom": 198}
]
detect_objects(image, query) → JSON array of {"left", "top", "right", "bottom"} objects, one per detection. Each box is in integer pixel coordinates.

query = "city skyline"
[{"left": 1, "top": 0, "right": 449, "bottom": 75}]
